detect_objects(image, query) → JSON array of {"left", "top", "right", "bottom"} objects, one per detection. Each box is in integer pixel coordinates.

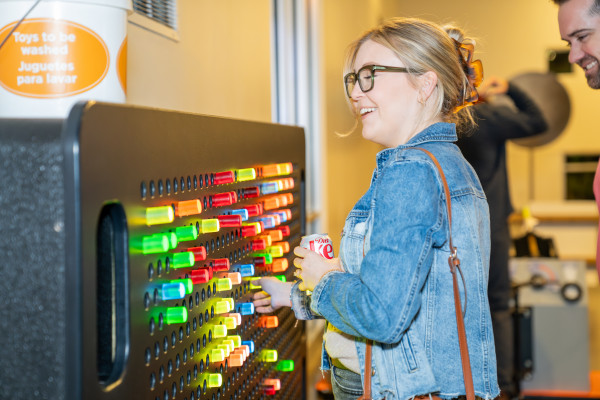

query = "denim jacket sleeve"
[
  {"left": 290, "top": 280, "right": 322, "bottom": 320},
  {"left": 310, "top": 155, "right": 448, "bottom": 343}
]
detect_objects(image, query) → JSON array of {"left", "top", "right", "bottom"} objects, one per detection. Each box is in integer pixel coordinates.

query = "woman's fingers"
[
  {"left": 252, "top": 290, "right": 266, "bottom": 299},
  {"left": 252, "top": 291, "right": 270, "bottom": 303},
  {"left": 252, "top": 291, "right": 272, "bottom": 307},
  {"left": 255, "top": 304, "right": 275, "bottom": 313},
  {"left": 293, "top": 257, "right": 303, "bottom": 268},
  {"left": 293, "top": 246, "right": 309, "bottom": 257},
  {"left": 252, "top": 291, "right": 274, "bottom": 313}
]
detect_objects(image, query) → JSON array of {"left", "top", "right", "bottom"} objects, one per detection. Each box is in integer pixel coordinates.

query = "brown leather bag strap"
[
  {"left": 358, "top": 238, "right": 373, "bottom": 400},
  {"left": 358, "top": 340, "right": 373, "bottom": 400},
  {"left": 413, "top": 147, "right": 475, "bottom": 400}
]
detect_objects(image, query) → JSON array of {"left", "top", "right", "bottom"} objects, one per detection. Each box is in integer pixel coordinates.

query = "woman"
[{"left": 253, "top": 17, "right": 499, "bottom": 400}]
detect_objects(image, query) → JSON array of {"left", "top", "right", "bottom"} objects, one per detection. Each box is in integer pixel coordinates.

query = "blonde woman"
[{"left": 254, "top": 17, "right": 499, "bottom": 400}]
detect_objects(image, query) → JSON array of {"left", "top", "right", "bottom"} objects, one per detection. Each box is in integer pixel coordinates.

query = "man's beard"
[
  {"left": 583, "top": 56, "right": 600, "bottom": 89},
  {"left": 587, "top": 70, "right": 600, "bottom": 89}
]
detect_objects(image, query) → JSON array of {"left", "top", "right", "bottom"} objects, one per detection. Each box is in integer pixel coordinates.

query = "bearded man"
[{"left": 555, "top": 0, "right": 600, "bottom": 276}]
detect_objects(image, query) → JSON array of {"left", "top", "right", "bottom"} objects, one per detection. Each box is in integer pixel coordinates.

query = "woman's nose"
[{"left": 350, "top": 82, "right": 364, "bottom": 100}]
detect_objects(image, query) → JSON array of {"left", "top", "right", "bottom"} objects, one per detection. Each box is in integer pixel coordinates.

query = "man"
[
  {"left": 557, "top": 0, "right": 600, "bottom": 88},
  {"left": 555, "top": 0, "right": 600, "bottom": 277},
  {"left": 457, "top": 76, "right": 547, "bottom": 400}
]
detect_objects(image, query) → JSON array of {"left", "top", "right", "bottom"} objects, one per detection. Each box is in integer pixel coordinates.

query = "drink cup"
[{"left": 300, "top": 234, "right": 334, "bottom": 259}]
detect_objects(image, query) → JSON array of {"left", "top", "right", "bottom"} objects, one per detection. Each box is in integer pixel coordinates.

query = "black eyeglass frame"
[{"left": 344, "top": 65, "right": 410, "bottom": 97}]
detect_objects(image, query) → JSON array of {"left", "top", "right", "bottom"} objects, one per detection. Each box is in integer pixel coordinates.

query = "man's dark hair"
[{"left": 553, "top": 0, "right": 600, "bottom": 15}]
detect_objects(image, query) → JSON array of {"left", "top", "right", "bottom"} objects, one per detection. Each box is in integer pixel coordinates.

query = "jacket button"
[{"left": 371, "top": 368, "right": 376, "bottom": 376}]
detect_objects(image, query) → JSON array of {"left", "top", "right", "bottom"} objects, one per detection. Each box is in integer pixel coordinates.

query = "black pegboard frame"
[
  {"left": 62, "top": 101, "right": 307, "bottom": 400},
  {"left": 0, "top": 119, "right": 68, "bottom": 400}
]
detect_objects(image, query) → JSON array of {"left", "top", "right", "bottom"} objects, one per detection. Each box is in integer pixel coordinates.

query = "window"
[
  {"left": 271, "top": 0, "right": 324, "bottom": 234},
  {"left": 565, "top": 154, "right": 599, "bottom": 200},
  {"left": 129, "top": 0, "right": 178, "bottom": 41}
]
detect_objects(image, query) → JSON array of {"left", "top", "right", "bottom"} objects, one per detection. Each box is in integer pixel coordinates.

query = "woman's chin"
[{"left": 361, "top": 129, "right": 377, "bottom": 142}]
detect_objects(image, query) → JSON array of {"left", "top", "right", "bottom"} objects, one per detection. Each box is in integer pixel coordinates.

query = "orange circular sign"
[
  {"left": 117, "top": 37, "right": 127, "bottom": 94},
  {"left": 0, "top": 18, "right": 109, "bottom": 98}
]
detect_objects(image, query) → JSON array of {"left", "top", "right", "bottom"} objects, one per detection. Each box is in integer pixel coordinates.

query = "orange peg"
[
  {"left": 176, "top": 199, "right": 202, "bottom": 217},
  {"left": 229, "top": 353, "right": 244, "bottom": 367},
  {"left": 263, "top": 379, "right": 281, "bottom": 391},
  {"left": 272, "top": 258, "right": 288, "bottom": 273},
  {"left": 262, "top": 164, "right": 281, "bottom": 177},
  {"left": 274, "top": 241, "right": 290, "bottom": 253},
  {"left": 258, "top": 316, "right": 279, "bottom": 328},
  {"left": 267, "top": 230, "right": 283, "bottom": 242},
  {"left": 263, "top": 197, "right": 280, "bottom": 210}
]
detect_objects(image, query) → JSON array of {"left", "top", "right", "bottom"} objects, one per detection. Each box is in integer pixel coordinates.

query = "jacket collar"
[{"left": 375, "top": 122, "right": 457, "bottom": 168}]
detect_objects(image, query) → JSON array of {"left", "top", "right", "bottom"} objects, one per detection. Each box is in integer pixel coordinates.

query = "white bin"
[{"left": 0, "top": 0, "right": 131, "bottom": 118}]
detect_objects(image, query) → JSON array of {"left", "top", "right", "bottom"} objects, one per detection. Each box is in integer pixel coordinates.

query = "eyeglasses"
[{"left": 344, "top": 65, "right": 409, "bottom": 97}]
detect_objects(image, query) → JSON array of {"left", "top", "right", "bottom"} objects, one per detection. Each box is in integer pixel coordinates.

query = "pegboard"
[{"left": 0, "top": 101, "right": 306, "bottom": 400}]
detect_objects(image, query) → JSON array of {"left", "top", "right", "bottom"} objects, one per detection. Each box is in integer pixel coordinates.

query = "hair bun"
[{"left": 443, "top": 24, "right": 465, "bottom": 43}]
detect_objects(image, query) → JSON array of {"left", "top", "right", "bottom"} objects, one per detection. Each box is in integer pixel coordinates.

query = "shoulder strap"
[
  {"left": 412, "top": 147, "right": 475, "bottom": 400},
  {"left": 360, "top": 239, "right": 373, "bottom": 400},
  {"left": 358, "top": 340, "right": 373, "bottom": 400}
]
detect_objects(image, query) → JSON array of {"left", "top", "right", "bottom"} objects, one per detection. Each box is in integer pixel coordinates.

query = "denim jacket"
[{"left": 291, "top": 122, "right": 499, "bottom": 400}]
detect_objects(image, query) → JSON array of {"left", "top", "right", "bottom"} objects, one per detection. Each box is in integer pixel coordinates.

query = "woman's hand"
[
  {"left": 252, "top": 277, "right": 294, "bottom": 313},
  {"left": 293, "top": 246, "right": 343, "bottom": 291}
]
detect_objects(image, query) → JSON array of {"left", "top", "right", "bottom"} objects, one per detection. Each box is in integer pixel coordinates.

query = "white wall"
[{"left": 127, "top": 0, "right": 273, "bottom": 123}]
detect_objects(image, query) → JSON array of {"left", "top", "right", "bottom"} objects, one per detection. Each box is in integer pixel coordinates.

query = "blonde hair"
[{"left": 343, "top": 17, "right": 475, "bottom": 129}]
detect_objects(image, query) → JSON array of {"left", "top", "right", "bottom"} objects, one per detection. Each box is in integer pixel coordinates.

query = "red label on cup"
[{"left": 300, "top": 234, "right": 334, "bottom": 259}]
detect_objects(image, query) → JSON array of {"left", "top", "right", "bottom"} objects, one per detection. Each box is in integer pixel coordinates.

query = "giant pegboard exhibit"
[{"left": 0, "top": 101, "right": 306, "bottom": 400}]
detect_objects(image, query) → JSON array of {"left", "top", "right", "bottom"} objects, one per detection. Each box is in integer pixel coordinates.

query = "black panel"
[
  {"left": 0, "top": 119, "right": 68, "bottom": 400},
  {"left": 1, "top": 101, "right": 306, "bottom": 400},
  {"left": 548, "top": 49, "right": 572, "bottom": 74},
  {"left": 514, "top": 307, "right": 533, "bottom": 382}
]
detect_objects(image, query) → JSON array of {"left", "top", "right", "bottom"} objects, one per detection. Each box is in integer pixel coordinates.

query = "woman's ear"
[{"left": 419, "top": 71, "right": 438, "bottom": 101}]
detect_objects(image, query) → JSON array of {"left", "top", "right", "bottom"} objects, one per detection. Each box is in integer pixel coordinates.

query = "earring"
[{"left": 418, "top": 95, "right": 426, "bottom": 105}]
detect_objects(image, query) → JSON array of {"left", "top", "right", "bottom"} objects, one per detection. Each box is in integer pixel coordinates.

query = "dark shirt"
[
  {"left": 457, "top": 83, "right": 548, "bottom": 312},
  {"left": 457, "top": 83, "right": 548, "bottom": 235},
  {"left": 458, "top": 81, "right": 548, "bottom": 397}
]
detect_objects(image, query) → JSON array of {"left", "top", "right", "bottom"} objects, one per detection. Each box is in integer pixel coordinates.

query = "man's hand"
[{"left": 478, "top": 76, "right": 509, "bottom": 101}]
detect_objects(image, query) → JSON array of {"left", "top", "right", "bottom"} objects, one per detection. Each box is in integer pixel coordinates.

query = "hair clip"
[{"left": 452, "top": 40, "right": 484, "bottom": 111}]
